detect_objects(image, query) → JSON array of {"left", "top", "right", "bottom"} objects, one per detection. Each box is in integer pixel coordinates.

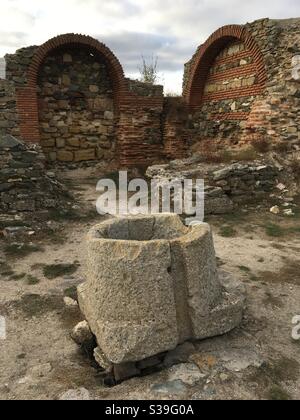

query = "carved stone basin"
[{"left": 78, "top": 214, "right": 245, "bottom": 367}]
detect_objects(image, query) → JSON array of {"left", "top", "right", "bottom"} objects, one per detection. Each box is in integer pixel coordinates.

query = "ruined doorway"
[{"left": 37, "top": 45, "right": 116, "bottom": 163}]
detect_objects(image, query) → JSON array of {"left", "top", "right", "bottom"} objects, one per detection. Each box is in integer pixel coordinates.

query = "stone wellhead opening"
[{"left": 72, "top": 214, "right": 245, "bottom": 384}]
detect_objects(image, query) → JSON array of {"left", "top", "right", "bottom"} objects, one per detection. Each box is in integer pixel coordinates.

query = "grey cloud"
[
  {"left": 0, "top": 0, "right": 299, "bottom": 91},
  {"left": 94, "top": 32, "right": 195, "bottom": 73},
  {"left": 0, "top": 31, "right": 28, "bottom": 49},
  {"left": 78, "top": 0, "right": 140, "bottom": 17}
]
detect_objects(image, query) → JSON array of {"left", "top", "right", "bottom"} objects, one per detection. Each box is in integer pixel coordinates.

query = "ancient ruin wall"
[
  {"left": 242, "top": 18, "right": 300, "bottom": 147},
  {"left": 0, "top": 79, "right": 20, "bottom": 138},
  {"left": 37, "top": 47, "right": 116, "bottom": 163},
  {"left": 183, "top": 18, "right": 300, "bottom": 150},
  {"left": 1, "top": 19, "right": 299, "bottom": 167},
  {"left": 5, "top": 34, "right": 164, "bottom": 167}
]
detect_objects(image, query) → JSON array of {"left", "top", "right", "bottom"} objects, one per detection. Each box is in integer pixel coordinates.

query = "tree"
[{"left": 139, "top": 55, "right": 159, "bottom": 85}]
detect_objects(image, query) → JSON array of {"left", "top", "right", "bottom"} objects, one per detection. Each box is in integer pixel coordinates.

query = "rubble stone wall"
[
  {"left": 0, "top": 79, "right": 20, "bottom": 138},
  {"left": 1, "top": 19, "right": 299, "bottom": 167},
  {"left": 4, "top": 34, "right": 165, "bottom": 167},
  {"left": 146, "top": 160, "right": 280, "bottom": 215},
  {"left": 183, "top": 18, "right": 300, "bottom": 152},
  {"left": 37, "top": 47, "right": 116, "bottom": 163},
  {"left": 0, "top": 137, "right": 72, "bottom": 221}
]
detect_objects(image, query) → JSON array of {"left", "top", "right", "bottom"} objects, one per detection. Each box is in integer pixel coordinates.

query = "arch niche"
[
  {"left": 184, "top": 25, "right": 267, "bottom": 110},
  {"left": 18, "top": 33, "right": 127, "bottom": 162}
]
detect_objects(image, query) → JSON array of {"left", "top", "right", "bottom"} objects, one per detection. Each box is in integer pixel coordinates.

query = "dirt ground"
[{"left": 0, "top": 174, "right": 299, "bottom": 400}]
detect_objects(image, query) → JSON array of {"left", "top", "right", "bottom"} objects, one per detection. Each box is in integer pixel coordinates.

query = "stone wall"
[
  {"left": 0, "top": 135, "right": 73, "bottom": 223},
  {"left": 1, "top": 20, "right": 299, "bottom": 168},
  {"left": 0, "top": 79, "right": 20, "bottom": 138},
  {"left": 4, "top": 35, "right": 165, "bottom": 167},
  {"left": 183, "top": 18, "right": 300, "bottom": 152},
  {"left": 37, "top": 47, "right": 116, "bottom": 163},
  {"left": 190, "top": 39, "right": 259, "bottom": 145},
  {"left": 146, "top": 159, "right": 280, "bottom": 215},
  {"left": 242, "top": 18, "right": 300, "bottom": 148},
  {"left": 5, "top": 46, "right": 38, "bottom": 88}
]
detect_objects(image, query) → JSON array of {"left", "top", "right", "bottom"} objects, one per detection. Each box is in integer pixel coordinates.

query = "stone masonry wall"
[
  {"left": 4, "top": 38, "right": 165, "bottom": 167},
  {"left": 183, "top": 18, "right": 300, "bottom": 151},
  {"left": 0, "top": 79, "right": 20, "bottom": 138},
  {"left": 146, "top": 160, "right": 279, "bottom": 215},
  {"left": 242, "top": 18, "right": 300, "bottom": 148},
  {"left": 1, "top": 20, "right": 299, "bottom": 168},
  {"left": 0, "top": 136, "right": 73, "bottom": 222},
  {"left": 191, "top": 39, "right": 260, "bottom": 145},
  {"left": 37, "top": 47, "right": 116, "bottom": 163}
]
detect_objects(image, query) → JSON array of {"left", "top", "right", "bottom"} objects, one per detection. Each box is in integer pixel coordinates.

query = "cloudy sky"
[{"left": 0, "top": 0, "right": 299, "bottom": 92}]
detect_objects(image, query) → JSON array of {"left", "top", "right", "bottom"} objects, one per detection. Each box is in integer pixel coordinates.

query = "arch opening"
[
  {"left": 183, "top": 25, "right": 267, "bottom": 148},
  {"left": 185, "top": 26, "right": 267, "bottom": 109},
  {"left": 37, "top": 44, "right": 116, "bottom": 162},
  {"left": 18, "top": 33, "right": 127, "bottom": 163}
]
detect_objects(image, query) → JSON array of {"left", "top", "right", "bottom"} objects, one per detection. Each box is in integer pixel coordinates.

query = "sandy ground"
[{"left": 0, "top": 176, "right": 299, "bottom": 400}]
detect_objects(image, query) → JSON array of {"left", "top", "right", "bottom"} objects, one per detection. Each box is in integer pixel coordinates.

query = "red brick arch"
[
  {"left": 184, "top": 25, "right": 267, "bottom": 108},
  {"left": 17, "top": 33, "right": 128, "bottom": 143},
  {"left": 27, "top": 33, "right": 127, "bottom": 102}
]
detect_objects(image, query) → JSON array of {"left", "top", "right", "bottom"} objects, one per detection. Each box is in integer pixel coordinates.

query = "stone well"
[{"left": 78, "top": 214, "right": 245, "bottom": 368}]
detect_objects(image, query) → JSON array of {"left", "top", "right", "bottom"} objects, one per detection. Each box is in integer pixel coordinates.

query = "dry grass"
[
  {"left": 197, "top": 141, "right": 258, "bottom": 163},
  {"left": 250, "top": 137, "right": 271, "bottom": 153}
]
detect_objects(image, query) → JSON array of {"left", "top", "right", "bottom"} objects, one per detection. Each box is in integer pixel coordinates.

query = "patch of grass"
[
  {"left": 31, "top": 263, "right": 46, "bottom": 271},
  {"left": 267, "top": 357, "right": 300, "bottom": 383},
  {"left": 12, "top": 294, "right": 63, "bottom": 317},
  {"left": 264, "top": 223, "right": 284, "bottom": 237},
  {"left": 48, "top": 208, "right": 79, "bottom": 222},
  {"left": 249, "top": 357, "right": 298, "bottom": 400},
  {"left": 0, "top": 262, "right": 12, "bottom": 275},
  {"left": 238, "top": 265, "right": 251, "bottom": 273},
  {"left": 220, "top": 211, "right": 246, "bottom": 223},
  {"left": 0, "top": 269, "right": 14, "bottom": 277},
  {"left": 263, "top": 291, "right": 284, "bottom": 309},
  {"left": 63, "top": 286, "right": 78, "bottom": 301},
  {"left": 43, "top": 263, "right": 79, "bottom": 279},
  {"left": 267, "top": 385, "right": 292, "bottom": 400},
  {"left": 288, "top": 226, "right": 300, "bottom": 234},
  {"left": 10, "top": 273, "right": 26, "bottom": 281},
  {"left": 4, "top": 243, "right": 43, "bottom": 258},
  {"left": 219, "top": 225, "right": 237, "bottom": 238},
  {"left": 293, "top": 207, "right": 300, "bottom": 219},
  {"left": 26, "top": 275, "right": 40, "bottom": 285},
  {"left": 257, "top": 259, "right": 300, "bottom": 286}
]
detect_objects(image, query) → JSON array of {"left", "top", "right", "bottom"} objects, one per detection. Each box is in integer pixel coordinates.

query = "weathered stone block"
[
  {"left": 56, "top": 138, "right": 65, "bottom": 148},
  {"left": 57, "top": 150, "right": 74, "bottom": 162},
  {"left": 74, "top": 149, "right": 95, "bottom": 162},
  {"left": 78, "top": 214, "right": 245, "bottom": 366}
]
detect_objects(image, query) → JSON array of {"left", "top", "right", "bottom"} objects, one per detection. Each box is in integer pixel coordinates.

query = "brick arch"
[
  {"left": 27, "top": 33, "right": 127, "bottom": 104},
  {"left": 184, "top": 25, "right": 267, "bottom": 108},
  {"left": 17, "top": 33, "right": 128, "bottom": 144}
]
